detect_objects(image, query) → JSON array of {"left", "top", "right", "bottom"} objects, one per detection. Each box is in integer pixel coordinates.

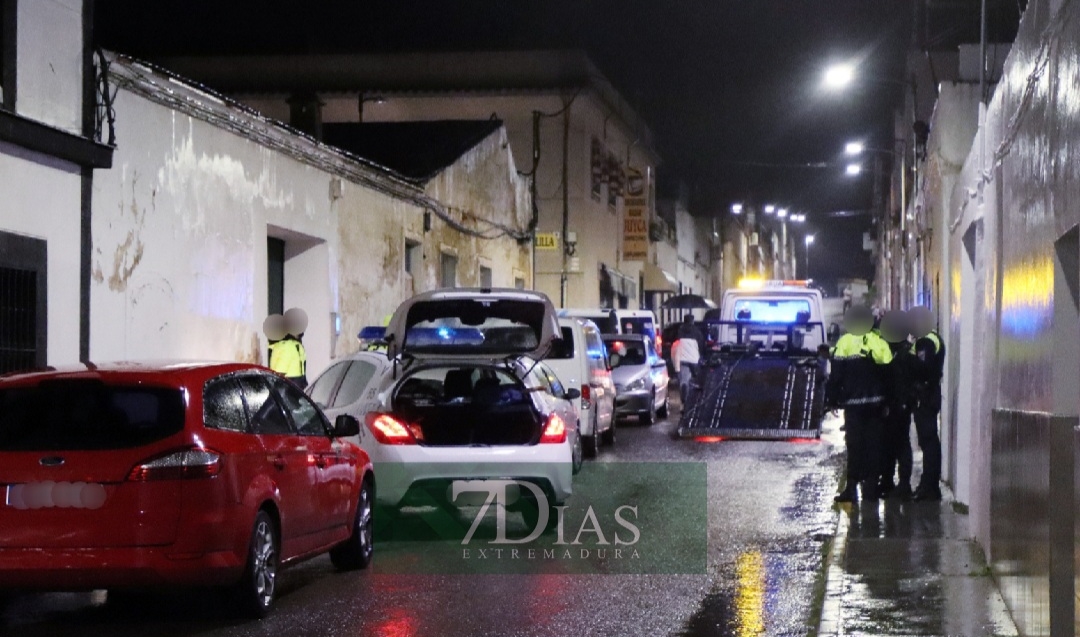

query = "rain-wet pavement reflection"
[{"left": 2, "top": 405, "right": 847, "bottom": 637}]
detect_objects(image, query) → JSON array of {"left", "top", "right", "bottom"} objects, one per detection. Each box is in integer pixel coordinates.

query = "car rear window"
[
  {"left": 0, "top": 379, "right": 186, "bottom": 451},
  {"left": 620, "top": 317, "right": 655, "bottom": 338},
  {"left": 547, "top": 327, "right": 576, "bottom": 359}
]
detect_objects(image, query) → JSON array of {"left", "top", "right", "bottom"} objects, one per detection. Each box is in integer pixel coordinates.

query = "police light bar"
[{"left": 737, "top": 278, "right": 812, "bottom": 289}]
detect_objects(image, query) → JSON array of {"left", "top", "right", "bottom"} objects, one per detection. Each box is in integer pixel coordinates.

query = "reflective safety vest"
[
  {"left": 833, "top": 332, "right": 893, "bottom": 365},
  {"left": 827, "top": 331, "right": 893, "bottom": 406},
  {"left": 269, "top": 338, "right": 306, "bottom": 379}
]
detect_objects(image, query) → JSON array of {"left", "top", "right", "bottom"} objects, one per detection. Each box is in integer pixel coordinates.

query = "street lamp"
[
  {"left": 764, "top": 204, "right": 776, "bottom": 214},
  {"left": 844, "top": 141, "right": 864, "bottom": 156},
  {"left": 823, "top": 64, "right": 855, "bottom": 90},
  {"left": 845, "top": 163, "right": 862, "bottom": 176},
  {"left": 777, "top": 208, "right": 788, "bottom": 218},
  {"left": 804, "top": 234, "right": 815, "bottom": 279},
  {"left": 731, "top": 203, "right": 744, "bottom": 214}
]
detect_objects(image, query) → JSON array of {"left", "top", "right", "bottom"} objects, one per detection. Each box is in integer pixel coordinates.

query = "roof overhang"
[{"left": 642, "top": 263, "right": 678, "bottom": 293}]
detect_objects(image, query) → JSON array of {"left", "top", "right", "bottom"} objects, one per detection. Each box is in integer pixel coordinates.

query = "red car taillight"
[
  {"left": 127, "top": 447, "right": 222, "bottom": 481},
  {"left": 539, "top": 413, "right": 568, "bottom": 444},
  {"left": 365, "top": 412, "right": 419, "bottom": 445},
  {"left": 655, "top": 334, "right": 663, "bottom": 354},
  {"left": 580, "top": 384, "right": 592, "bottom": 410}
]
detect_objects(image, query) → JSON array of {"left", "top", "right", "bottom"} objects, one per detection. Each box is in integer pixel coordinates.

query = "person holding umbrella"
[{"left": 673, "top": 314, "right": 705, "bottom": 406}]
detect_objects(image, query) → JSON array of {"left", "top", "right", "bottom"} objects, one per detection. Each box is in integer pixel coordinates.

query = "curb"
[{"left": 814, "top": 506, "right": 850, "bottom": 636}]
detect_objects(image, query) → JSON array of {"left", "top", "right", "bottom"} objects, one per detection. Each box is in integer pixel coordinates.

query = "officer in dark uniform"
[
  {"left": 909, "top": 306, "right": 945, "bottom": 501},
  {"left": 877, "top": 310, "right": 917, "bottom": 500},
  {"left": 826, "top": 305, "right": 893, "bottom": 503}
]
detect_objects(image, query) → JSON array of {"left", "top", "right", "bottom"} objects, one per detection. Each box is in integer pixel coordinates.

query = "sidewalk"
[{"left": 816, "top": 491, "right": 1019, "bottom": 636}]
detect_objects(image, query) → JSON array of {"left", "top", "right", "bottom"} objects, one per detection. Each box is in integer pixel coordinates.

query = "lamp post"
[{"left": 804, "top": 235, "right": 815, "bottom": 280}]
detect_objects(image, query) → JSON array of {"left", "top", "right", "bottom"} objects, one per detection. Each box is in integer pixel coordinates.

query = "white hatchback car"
[{"left": 307, "top": 288, "right": 580, "bottom": 531}]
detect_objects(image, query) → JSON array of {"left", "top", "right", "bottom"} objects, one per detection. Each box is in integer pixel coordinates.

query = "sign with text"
[
  {"left": 622, "top": 166, "right": 650, "bottom": 261},
  {"left": 534, "top": 233, "right": 559, "bottom": 251}
]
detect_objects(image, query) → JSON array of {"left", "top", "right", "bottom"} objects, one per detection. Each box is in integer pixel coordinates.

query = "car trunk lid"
[{"left": 385, "top": 288, "right": 561, "bottom": 362}]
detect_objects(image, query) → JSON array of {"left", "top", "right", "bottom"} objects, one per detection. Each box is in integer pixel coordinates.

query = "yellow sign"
[
  {"left": 622, "top": 167, "right": 650, "bottom": 261},
  {"left": 535, "top": 233, "right": 559, "bottom": 250}
]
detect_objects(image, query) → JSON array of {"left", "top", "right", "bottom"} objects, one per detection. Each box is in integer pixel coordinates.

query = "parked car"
[
  {"left": 0, "top": 362, "right": 374, "bottom": 618},
  {"left": 558, "top": 308, "right": 661, "bottom": 354},
  {"left": 546, "top": 317, "right": 616, "bottom": 457},
  {"left": 307, "top": 288, "right": 580, "bottom": 532},
  {"left": 603, "top": 334, "right": 670, "bottom": 424}
]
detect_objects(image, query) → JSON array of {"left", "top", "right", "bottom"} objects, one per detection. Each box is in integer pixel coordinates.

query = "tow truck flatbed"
[{"left": 677, "top": 319, "right": 827, "bottom": 439}]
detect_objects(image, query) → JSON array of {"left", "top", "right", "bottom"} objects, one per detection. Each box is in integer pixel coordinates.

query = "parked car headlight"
[{"left": 625, "top": 376, "right": 647, "bottom": 392}]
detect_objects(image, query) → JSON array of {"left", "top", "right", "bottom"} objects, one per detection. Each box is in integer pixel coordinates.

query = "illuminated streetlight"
[
  {"left": 731, "top": 203, "right": 743, "bottom": 214},
  {"left": 845, "top": 163, "right": 862, "bottom": 176},
  {"left": 764, "top": 204, "right": 776, "bottom": 214},
  {"left": 777, "top": 208, "right": 788, "bottom": 218},
  {"left": 844, "top": 141, "right": 864, "bottom": 155},
  {"left": 804, "top": 234, "right": 815, "bottom": 279},
  {"left": 823, "top": 64, "right": 855, "bottom": 90},
  {"left": 791, "top": 213, "right": 806, "bottom": 223}
]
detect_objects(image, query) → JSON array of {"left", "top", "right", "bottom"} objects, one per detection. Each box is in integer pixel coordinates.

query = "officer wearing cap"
[
  {"left": 825, "top": 305, "right": 893, "bottom": 503},
  {"left": 908, "top": 306, "right": 945, "bottom": 501}
]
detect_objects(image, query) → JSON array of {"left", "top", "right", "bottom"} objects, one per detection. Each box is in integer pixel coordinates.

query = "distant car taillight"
[
  {"left": 539, "top": 413, "right": 567, "bottom": 444},
  {"left": 580, "top": 384, "right": 592, "bottom": 410},
  {"left": 655, "top": 334, "right": 663, "bottom": 354},
  {"left": 365, "top": 412, "right": 420, "bottom": 445},
  {"left": 127, "top": 447, "right": 222, "bottom": 481}
]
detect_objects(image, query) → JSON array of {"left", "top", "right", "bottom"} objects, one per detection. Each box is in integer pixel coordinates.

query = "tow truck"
[{"left": 677, "top": 279, "right": 828, "bottom": 440}]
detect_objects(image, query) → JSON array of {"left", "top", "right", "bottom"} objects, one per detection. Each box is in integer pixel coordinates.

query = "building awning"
[{"left": 642, "top": 263, "right": 678, "bottom": 293}]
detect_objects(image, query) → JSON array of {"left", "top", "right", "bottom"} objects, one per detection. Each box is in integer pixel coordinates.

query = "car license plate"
[{"left": 5, "top": 482, "right": 108, "bottom": 510}]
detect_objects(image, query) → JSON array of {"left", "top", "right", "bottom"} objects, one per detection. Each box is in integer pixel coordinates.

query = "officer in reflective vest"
[
  {"left": 264, "top": 309, "right": 309, "bottom": 388},
  {"left": 825, "top": 305, "right": 893, "bottom": 503},
  {"left": 908, "top": 306, "right": 945, "bottom": 501}
]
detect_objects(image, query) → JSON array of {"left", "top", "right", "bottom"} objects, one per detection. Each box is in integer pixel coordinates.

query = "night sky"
[{"left": 96, "top": 1, "right": 1027, "bottom": 289}]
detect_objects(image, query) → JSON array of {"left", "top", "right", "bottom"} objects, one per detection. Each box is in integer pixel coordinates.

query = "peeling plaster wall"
[
  {"left": 91, "top": 90, "right": 340, "bottom": 373},
  {"left": 92, "top": 66, "right": 533, "bottom": 380},
  {"left": 422, "top": 128, "right": 532, "bottom": 291}
]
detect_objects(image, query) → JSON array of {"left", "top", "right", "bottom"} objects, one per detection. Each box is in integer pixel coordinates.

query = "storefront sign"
[
  {"left": 535, "top": 233, "right": 559, "bottom": 251},
  {"left": 622, "top": 166, "right": 650, "bottom": 261}
]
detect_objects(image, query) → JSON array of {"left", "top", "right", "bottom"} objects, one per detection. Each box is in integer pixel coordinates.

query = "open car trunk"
[{"left": 392, "top": 365, "right": 544, "bottom": 446}]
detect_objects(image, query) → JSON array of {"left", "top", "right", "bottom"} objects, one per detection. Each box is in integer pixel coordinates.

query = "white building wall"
[
  {"left": 0, "top": 144, "right": 82, "bottom": 363},
  {"left": 91, "top": 91, "right": 341, "bottom": 374},
  {"left": 15, "top": 0, "right": 83, "bottom": 133},
  {"left": 92, "top": 58, "right": 532, "bottom": 377}
]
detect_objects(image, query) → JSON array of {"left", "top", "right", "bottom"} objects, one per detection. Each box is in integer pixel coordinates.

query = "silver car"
[{"left": 603, "top": 334, "right": 670, "bottom": 424}]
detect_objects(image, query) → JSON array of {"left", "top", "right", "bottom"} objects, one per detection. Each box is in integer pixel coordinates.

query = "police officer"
[
  {"left": 265, "top": 308, "right": 309, "bottom": 388},
  {"left": 908, "top": 306, "right": 944, "bottom": 501},
  {"left": 877, "top": 310, "right": 917, "bottom": 500},
  {"left": 826, "top": 306, "right": 893, "bottom": 503}
]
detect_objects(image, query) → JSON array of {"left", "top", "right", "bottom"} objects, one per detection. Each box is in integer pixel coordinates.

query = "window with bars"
[{"left": 0, "top": 232, "right": 47, "bottom": 374}]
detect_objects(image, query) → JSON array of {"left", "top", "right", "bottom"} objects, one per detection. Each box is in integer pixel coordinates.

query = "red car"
[{"left": 0, "top": 361, "right": 374, "bottom": 617}]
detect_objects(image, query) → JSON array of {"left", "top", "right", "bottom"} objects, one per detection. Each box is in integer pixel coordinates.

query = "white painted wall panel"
[
  {"left": 0, "top": 143, "right": 82, "bottom": 364},
  {"left": 16, "top": 0, "right": 83, "bottom": 133}
]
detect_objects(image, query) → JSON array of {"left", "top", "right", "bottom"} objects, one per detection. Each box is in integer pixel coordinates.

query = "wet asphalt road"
[{"left": 1, "top": 406, "right": 845, "bottom": 637}]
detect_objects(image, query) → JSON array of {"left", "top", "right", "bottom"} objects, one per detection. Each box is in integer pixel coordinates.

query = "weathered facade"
[
  {"left": 159, "top": 51, "right": 715, "bottom": 315},
  {"left": 89, "top": 55, "right": 530, "bottom": 377},
  {"left": 909, "top": 1, "right": 1080, "bottom": 633},
  {"left": 0, "top": 0, "right": 113, "bottom": 373}
]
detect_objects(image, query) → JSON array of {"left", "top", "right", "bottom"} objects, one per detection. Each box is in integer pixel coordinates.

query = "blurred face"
[{"left": 909, "top": 308, "right": 933, "bottom": 338}]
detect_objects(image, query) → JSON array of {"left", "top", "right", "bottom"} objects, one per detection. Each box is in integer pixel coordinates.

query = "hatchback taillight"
[
  {"left": 365, "top": 413, "right": 419, "bottom": 445},
  {"left": 580, "top": 385, "right": 592, "bottom": 410},
  {"left": 127, "top": 447, "right": 222, "bottom": 481},
  {"left": 539, "top": 414, "right": 567, "bottom": 444}
]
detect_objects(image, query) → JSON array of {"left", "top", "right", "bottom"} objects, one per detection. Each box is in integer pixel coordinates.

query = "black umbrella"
[{"left": 661, "top": 294, "right": 717, "bottom": 310}]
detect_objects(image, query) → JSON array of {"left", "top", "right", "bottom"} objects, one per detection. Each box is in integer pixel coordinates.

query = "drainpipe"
[
  {"left": 560, "top": 104, "right": 570, "bottom": 308},
  {"left": 79, "top": 0, "right": 96, "bottom": 362}
]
